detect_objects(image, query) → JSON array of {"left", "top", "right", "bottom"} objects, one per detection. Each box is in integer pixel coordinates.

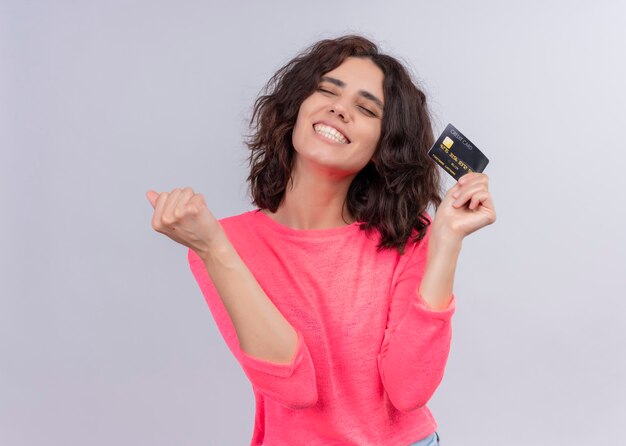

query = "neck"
[{"left": 264, "top": 157, "right": 357, "bottom": 230}]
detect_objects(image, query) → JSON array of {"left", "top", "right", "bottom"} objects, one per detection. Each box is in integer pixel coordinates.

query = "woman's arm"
[
  {"left": 148, "top": 188, "right": 317, "bottom": 408},
  {"left": 147, "top": 188, "right": 299, "bottom": 364},
  {"left": 377, "top": 173, "right": 495, "bottom": 411},
  {"left": 199, "top": 231, "right": 299, "bottom": 364},
  {"left": 420, "top": 172, "right": 496, "bottom": 310},
  {"left": 418, "top": 234, "right": 462, "bottom": 311}
]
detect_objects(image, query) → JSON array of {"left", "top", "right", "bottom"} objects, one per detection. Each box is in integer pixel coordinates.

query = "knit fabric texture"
[{"left": 187, "top": 209, "right": 456, "bottom": 446}]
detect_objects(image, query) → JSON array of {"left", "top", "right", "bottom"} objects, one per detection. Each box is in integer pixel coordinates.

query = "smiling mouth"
[{"left": 312, "top": 123, "right": 350, "bottom": 144}]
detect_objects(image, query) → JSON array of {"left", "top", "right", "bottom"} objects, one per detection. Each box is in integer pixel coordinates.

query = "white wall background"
[{"left": 2, "top": 0, "right": 625, "bottom": 444}]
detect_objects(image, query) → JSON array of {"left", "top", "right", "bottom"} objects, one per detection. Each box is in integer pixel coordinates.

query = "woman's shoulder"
[
  {"left": 212, "top": 209, "right": 257, "bottom": 236},
  {"left": 217, "top": 209, "right": 257, "bottom": 224}
]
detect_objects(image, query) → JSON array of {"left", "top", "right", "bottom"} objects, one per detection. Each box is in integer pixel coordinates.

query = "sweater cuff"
[{"left": 238, "top": 329, "right": 306, "bottom": 378}]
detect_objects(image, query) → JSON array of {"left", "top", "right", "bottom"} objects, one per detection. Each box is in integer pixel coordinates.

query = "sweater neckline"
[{"left": 250, "top": 209, "right": 362, "bottom": 238}]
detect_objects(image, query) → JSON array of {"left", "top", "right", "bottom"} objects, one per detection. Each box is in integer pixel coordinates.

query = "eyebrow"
[{"left": 320, "top": 76, "right": 385, "bottom": 111}]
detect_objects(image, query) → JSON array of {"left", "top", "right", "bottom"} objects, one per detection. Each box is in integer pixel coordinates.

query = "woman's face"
[{"left": 291, "top": 56, "right": 385, "bottom": 177}]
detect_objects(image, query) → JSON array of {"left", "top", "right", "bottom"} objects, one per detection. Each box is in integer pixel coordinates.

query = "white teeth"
[{"left": 313, "top": 124, "right": 348, "bottom": 144}]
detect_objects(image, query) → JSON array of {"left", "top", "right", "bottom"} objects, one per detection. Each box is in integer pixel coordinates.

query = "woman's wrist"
[
  {"left": 416, "top": 224, "right": 463, "bottom": 311},
  {"left": 429, "top": 224, "right": 463, "bottom": 253},
  {"left": 198, "top": 229, "right": 231, "bottom": 265}
]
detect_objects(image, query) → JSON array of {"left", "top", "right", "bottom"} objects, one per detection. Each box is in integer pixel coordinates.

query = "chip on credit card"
[{"left": 427, "top": 123, "right": 489, "bottom": 181}]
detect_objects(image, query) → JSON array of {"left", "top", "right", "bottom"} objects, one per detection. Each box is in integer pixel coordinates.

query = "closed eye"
[
  {"left": 317, "top": 87, "right": 335, "bottom": 95},
  {"left": 317, "top": 87, "right": 378, "bottom": 118},
  {"left": 359, "top": 106, "right": 376, "bottom": 116}
]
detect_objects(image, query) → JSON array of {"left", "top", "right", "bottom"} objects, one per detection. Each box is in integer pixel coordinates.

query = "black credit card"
[{"left": 427, "top": 123, "right": 489, "bottom": 180}]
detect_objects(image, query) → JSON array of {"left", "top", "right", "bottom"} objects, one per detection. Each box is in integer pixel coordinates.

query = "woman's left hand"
[{"left": 431, "top": 172, "right": 496, "bottom": 242}]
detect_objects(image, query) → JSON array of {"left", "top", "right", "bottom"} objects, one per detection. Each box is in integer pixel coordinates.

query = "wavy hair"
[{"left": 245, "top": 35, "right": 443, "bottom": 255}]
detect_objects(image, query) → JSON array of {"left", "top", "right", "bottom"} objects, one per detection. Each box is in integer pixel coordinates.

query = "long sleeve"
[
  {"left": 376, "top": 226, "right": 456, "bottom": 412},
  {"left": 187, "top": 248, "right": 318, "bottom": 409},
  {"left": 181, "top": 209, "right": 458, "bottom": 444}
]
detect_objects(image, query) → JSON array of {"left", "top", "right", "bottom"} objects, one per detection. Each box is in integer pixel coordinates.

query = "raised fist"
[{"left": 146, "top": 187, "right": 225, "bottom": 258}]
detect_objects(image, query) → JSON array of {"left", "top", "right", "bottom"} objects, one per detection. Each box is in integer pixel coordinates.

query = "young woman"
[{"left": 147, "top": 35, "right": 496, "bottom": 446}]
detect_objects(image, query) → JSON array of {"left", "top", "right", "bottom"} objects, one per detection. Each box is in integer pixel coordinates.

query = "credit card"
[{"left": 427, "top": 123, "right": 489, "bottom": 180}]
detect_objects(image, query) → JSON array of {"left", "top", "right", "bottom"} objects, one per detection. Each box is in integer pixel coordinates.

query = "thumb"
[{"left": 146, "top": 190, "right": 159, "bottom": 208}]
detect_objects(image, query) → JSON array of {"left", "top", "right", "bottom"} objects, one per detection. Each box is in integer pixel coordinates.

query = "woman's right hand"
[{"left": 146, "top": 187, "right": 225, "bottom": 258}]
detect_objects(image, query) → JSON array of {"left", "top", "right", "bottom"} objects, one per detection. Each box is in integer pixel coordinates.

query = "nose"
[
  {"left": 329, "top": 100, "right": 349, "bottom": 122},
  {"left": 330, "top": 109, "right": 346, "bottom": 121}
]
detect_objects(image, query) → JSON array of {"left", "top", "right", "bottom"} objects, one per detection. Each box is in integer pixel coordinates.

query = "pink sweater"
[{"left": 187, "top": 209, "right": 456, "bottom": 446}]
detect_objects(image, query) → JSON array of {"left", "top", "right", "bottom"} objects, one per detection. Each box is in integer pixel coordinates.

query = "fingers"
[
  {"left": 149, "top": 187, "right": 197, "bottom": 231},
  {"left": 174, "top": 188, "right": 195, "bottom": 219},
  {"left": 151, "top": 191, "right": 169, "bottom": 231},
  {"left": 452, "top": 183, "right": 484, "bottom": 208},
  {"left": 458, "top": 172, "right": 488, "bottom": 186},
  {"left": 160, "top": 188, "right": 182, "bottom": 226},
  {"left": 187, "top": 192, "right": 206, "bottom": 213},
  {"left": 451, "top": 173, "right": 489, "bottom": 208},
  {"left": 468, "top": 190, "right": 489, "bottom": 210},
  {"left": 146, "top": 190, "right": 159, "bottom": 208}
]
